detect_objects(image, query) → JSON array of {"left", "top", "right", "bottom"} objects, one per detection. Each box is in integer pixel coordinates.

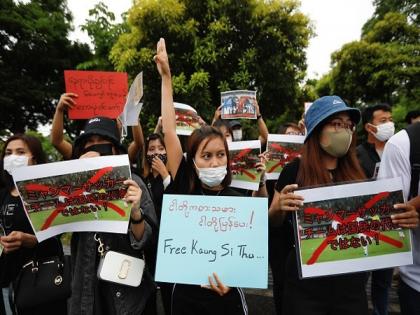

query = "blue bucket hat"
[{"left": 304, "top": 95, "right": 360, "bottom": 142}]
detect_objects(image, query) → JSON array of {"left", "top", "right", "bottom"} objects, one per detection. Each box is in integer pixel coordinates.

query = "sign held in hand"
[{"left": 64, "top": 70, "right": 128, "bottom": 119}]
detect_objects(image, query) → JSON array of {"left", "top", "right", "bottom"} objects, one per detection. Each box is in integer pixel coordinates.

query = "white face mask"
[
  {"left": 194, "top": 161, "right": 227, "bottom": 187},
  {"left": 3, "top": 155, "right": 29, "bottom": 174},
  {"left": 372, "top": 121, "right": 395, "bottom": 142},
  {"left": 232, "top": 129, "right": 242, "bottom": 141}
]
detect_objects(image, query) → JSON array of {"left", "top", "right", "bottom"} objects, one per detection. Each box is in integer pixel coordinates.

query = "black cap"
[
  {"left": 229, "top": 120, "right": 242, "bottom": 128},
  {"left": 74, "top": 117, "right": 126, "bottom": 154}
]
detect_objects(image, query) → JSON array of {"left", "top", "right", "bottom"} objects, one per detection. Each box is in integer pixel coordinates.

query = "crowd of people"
[{"left": 0, "top": 38, "right": 419, "bottom": 315}]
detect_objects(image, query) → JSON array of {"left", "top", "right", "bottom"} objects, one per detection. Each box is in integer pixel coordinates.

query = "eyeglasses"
[{"left": 326, "top": 121, "right": 356, "bottom": 132}]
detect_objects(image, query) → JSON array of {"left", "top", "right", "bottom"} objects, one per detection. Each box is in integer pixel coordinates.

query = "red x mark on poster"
[
  {"left": 24, "top": 167, "right": 128, "bottom": 230},
  {"left": 231, "top": 148, "right": 257, "bottom": 180},
  {"left": 302, "top": 191, "right": 403, "bottom": 265},
  {"left": 268, "top": 143, "right": 301, "bottom": 173}
]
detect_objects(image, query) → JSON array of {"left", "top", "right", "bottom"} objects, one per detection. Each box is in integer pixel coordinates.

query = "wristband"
[
  {"left": 130, "top": 208, "right": 145, "bottom": 224},
  {"left": 257, "top": 114, "right": 262, "bottom": 120}
]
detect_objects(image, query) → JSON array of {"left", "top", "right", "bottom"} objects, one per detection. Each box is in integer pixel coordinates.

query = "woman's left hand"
[
  {"left": 202, "top": 273, "right": 231, "bottom": 296},
  {"left": 392, "top": 203, "right": 419, "bottom": 229},
  {"left": 123, "top": 179, "right": 142, "bottom": 214}
]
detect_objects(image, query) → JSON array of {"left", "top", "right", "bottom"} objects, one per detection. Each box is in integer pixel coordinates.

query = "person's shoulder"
[{"left": 384, "top": 130, "right": 410, "bottom": 156}]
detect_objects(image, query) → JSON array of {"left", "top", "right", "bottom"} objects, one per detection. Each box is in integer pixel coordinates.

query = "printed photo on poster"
[
  {"left": 266, "top": 134, "right": 304, "bottom": 180},
  {"left": 174, "top": 102, "right": 201, "bottom": 136},
  {"left": 228, "top": 140, "right": 261, "bottom": 191},
  {"left": 155, "top": 194, "right": 268, "bottom": 288},
  {"left": 294, "top": 177, "right": 412, "bottom": 278},
  {"left": 13, "top": 155, "right": 132, "bottom": 242},
  {"left": 64, "top": 70, "right": 128, "bottom": 119},
  {"left": 221, "top": 90, "right": 257, "bottom": 120}
]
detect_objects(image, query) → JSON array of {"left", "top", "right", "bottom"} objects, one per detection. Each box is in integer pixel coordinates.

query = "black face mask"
[
  {"left": 83, "top": 143, "right": 114, "bottom": 156},
  {"left": 146, "top": 153, "right": 167, "bottom": 165}
]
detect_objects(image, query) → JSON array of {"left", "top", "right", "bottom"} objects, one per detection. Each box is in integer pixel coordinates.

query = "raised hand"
[
  {"left": 57, "top": 93, "right": 78, "bottom": 113},
  {"left": 153, "top": 38, "right": 171, "bottom": 78}
]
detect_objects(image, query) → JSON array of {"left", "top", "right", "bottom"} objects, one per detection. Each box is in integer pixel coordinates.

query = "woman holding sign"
[
  {"left": 156, "top": 38, "right": 260, "bottom": 314},
  {"left": 269, "top": 96, "right": 418, "bottom": 315},
  {"left": 0, "top": 134, "right": 67, "bottom": 315}
]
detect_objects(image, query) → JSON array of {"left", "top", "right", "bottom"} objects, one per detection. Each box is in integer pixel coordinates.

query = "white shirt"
[{"left": 378, "top": 129, "right": 420, "bottom": 292}]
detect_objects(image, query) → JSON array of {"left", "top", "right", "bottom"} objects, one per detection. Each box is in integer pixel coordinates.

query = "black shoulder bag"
[{"left": 12, "top": 238, "right": 71, "bottom": 310}]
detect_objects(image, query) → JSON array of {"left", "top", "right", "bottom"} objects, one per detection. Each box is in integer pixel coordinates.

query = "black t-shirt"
[
  {"left": 274, "top": 158, "right": 300, "bottom": 194},
  {"left": 168, "top": 158, "right": 246, "bottom": 315},
  {"left": 144, "top": 173, "right": 165, "bottom": 221}
]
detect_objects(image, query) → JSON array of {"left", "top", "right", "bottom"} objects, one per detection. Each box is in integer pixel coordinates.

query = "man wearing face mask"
[
  {"left": 356, "top": 104, "right": 394, "bottom": 315},
  {"left": 357, "top": 104, "right": 394, "bottom": 179}
]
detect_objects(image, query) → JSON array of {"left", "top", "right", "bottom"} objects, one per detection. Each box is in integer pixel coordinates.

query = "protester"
[
  {"left": 155, "top": 37, "right": 270, "bottom": 314},
  {"left": 357, "top": 104, "right": 394, "bottom": 178},
  {"left": 68, "top": 117, "right": 157, "bottom": 315},
  {"left": 405, "top": 110, "right": 420, "bottom": 125},
  {"left": 0, "top": 134, "right": 67, "bottom": 315},
  {"left": 51, "top": 93, "right": 144, "bottom": 162},
  {"left": 141, "top": 132, "right": 172, "bottom": 314},
  {"left": 276, "top": 122, "right": 303, "bottom": 136},
  {"left": 377, "top": 122, "right": 420, "bottom": 315},
  {"left": 356, "top": 104, "right": 395, "bottom": 315},
  {"left": 212, "top": 119, "right": 233, "bottom": 142},
  {"left": 268, "top": 95, "right": 418, "bottom": 315},
  {"left": 267, "top": 121, "right": 303, "bottom": 315}
]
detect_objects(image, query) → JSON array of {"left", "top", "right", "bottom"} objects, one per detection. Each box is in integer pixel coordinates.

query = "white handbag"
[{"left": 95, "top": 234, "right": 145, "bottom": 287}]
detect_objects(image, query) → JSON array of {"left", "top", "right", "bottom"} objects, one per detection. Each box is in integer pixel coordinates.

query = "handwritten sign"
[
  {"left": 294, "top": 177, "right": 413, "bottom": 278},
  {"left": 64, "top": 70, "right": 128, "bottom": 119},
  {"left": 228, "top": 140, "right": 261, "bottom": 191},
  {"left": 266, "top": 134, "right": 304, "bottom": 180},
  {"left": 155, "top": 194, "right": 268, "bottom": 288},
  {"left": 221, "top": 90, "right": 257, "bottom": 119},
  {"left": 13, "top": 155, "right": 132, "bottom": 242},
  {"left": 174, "top": 102, "right": 201, "bottom": 136}
]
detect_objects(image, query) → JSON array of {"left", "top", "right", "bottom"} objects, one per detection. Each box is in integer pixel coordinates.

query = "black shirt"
[
  {"left": 168, "top": 158, "right": 247, "bottom": 315},
  {"left": 356, "top": 142, "right": 380, "bottom": 178},
  {"left": 0, "top": 189, "right": 61, "bottom": 287}
]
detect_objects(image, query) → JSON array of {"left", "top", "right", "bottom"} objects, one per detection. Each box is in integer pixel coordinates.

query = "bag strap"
[{"left": 405, "top": 123, "right": 420, "bottom": 199}]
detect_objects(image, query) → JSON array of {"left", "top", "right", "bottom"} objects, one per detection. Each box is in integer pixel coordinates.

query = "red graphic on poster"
[{"left": 24, "top": 167, "right": 127, "bottom": 230}]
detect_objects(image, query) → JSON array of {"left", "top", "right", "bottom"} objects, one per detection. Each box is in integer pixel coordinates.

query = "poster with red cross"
[
  {"left": 294, "top": 177, "right": 413, "bottom": 278},
  {"left": 12, "top": 155, "right": 132, "bottom": 242},
  {"left": 266, "top": 134, "right": 304, "bottom": 180}
]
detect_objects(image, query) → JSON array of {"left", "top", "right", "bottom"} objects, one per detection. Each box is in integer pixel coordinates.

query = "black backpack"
[{"left": 406, "top": 122, "right": 420, "bottom": 199}]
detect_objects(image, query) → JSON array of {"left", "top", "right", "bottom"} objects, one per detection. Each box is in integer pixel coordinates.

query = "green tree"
[
  {"left": 362, "top": 0, "right": 419, "bottom": 34},
  {"left": 316, "top": 9, "right": 420, "bottom": 121},
  {"left": 0, "top": 0, "right": 91, "bottom": 134},
  {"left": 77, "top": 2, "right": 129, "bottom": 70},
  {"left": 110, "top": 0, "right": 312, "bottom": 128}
]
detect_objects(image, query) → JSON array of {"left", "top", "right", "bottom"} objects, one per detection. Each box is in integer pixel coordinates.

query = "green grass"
[
  {"left": 300, "top": 230, "right": 411, "bottom": 265},
  {"left": 232, "top": 169, "right": 261, "bottom": 183},
  {"left": 266, "top": 160, "right": 283, "bottom": 174},
  {"left": 28, "top": 200, "right": 130, "bottom": 232}
]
